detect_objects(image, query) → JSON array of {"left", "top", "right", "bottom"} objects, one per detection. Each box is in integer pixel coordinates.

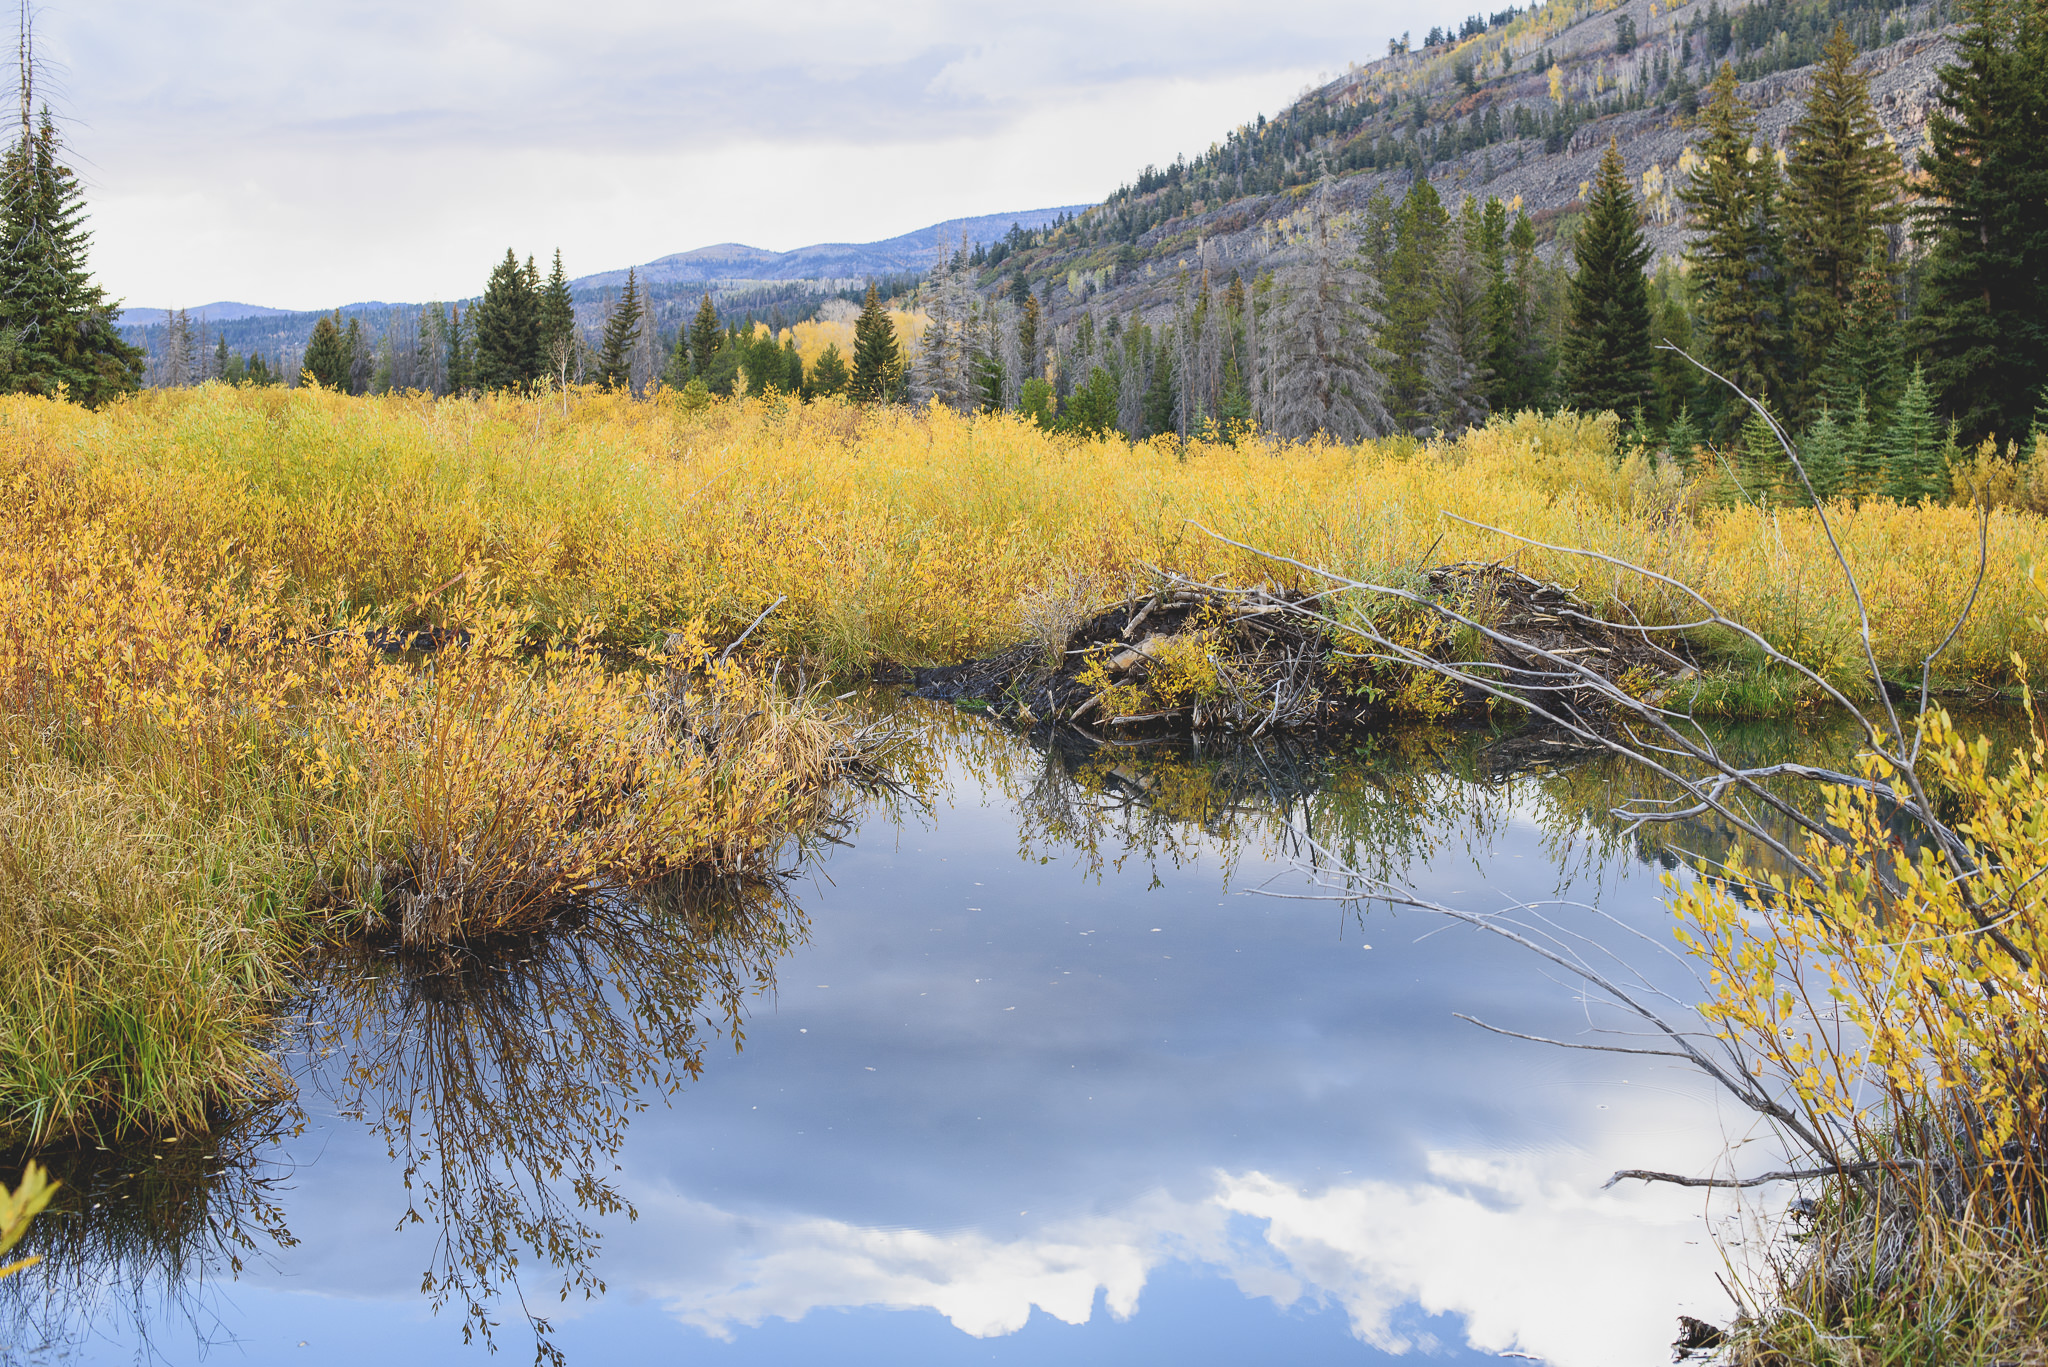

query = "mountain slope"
[
  {"left": 572, "top": 206, "right": 1092, "bottom": 292},
  {"left": 978, "top": 0, "right": 1950, "bottom": 329}
]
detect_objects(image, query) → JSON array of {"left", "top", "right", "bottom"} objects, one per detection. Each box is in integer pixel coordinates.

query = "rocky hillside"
[{"left": 983, "top": 0, "right": 1953, "bottom": 329}]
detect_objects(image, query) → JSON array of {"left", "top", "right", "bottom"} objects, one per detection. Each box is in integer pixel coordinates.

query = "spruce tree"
[
  {"left": 1844, "top": 392, "right": 1882, "bottom": 499},
  {"left": 1916, "top": 0, "right": 2048, "bottom": 445},
  {"left": 344, "top": 317, "right": 369, "bottom": 395},
  {"left": 687, "top": 294, "right": 721, "bottom": 378},
  {"left": 596, "top": 269, "right": 643, "bottom": 392},
  {"left": 213, "top": 334, "right": 229, "bottom": 385},
  {"left": 1141, "top": 337, "right": 1177, "bottom": 436},
  {"left": 1880, "top": 362, "right": 1945, "bottom": 503},
  {"left": 1800, "top": 405, "right": 1848, "bottom": 500},
  {"left": 472, "top": 249, "right": 539, "bottom": 391},
  {"left": 0, "top": 109, "right": 143, "bottom": 404},
  {"left": 446, "top": 305, "right": 474, "bottom": 394},
  {"left": 303, "top": 312, "right": 349, "bottom": 390},
  {"left": 809, "top": 343, "right": 849, "bottom": 398},
  {"left": 1680, "top": 63, "right": 1788, "bottom": 436},
  {"left": 1490, "top": 210, "right": 1553, "bottom": 412},
  {"left": 850, "top": 284, "right": 900, "bottom": 403},
  {"left": 1383, "top": 177, "right": 1451, "bottom": 432},
  {"left": 783, "top": 339, "right": 804, "bottom": 397},
  {"left": 1561, "top": 140, "right": 1654, "bottom": 416},
  {"left": 1819, "top": 243, "right": 1904, "bottom": 423},
  {"left": 1665, "top": 405, "right": 1703, "bottom": 470},
  {"left": 1738, "top": 401, "right": 1788, "bottom": 505},
  {"left": 538, "top": 249, "right": 576, "bottom": 381},
  {"left": 1780, "top": 24, "right": 1905, "bottom": 414}
]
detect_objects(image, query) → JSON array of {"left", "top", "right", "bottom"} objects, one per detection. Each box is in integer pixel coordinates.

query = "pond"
[{"left": 6, "top": 699, "right": 1796, "bottom": 1367}]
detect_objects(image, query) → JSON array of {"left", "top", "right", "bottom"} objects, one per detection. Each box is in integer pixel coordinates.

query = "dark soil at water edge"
[{"left": 905, "top": 564, "right": 1696, "bottom": 739}]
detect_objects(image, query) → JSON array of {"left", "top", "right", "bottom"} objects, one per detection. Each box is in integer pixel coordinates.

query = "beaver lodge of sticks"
[{"left": 910, "top": 564, "right": 1696, "bottom": 740}]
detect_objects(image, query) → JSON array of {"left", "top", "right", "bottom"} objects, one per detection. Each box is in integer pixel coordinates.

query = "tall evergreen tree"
[
  {"left": 687, "top": 294, "right": 721, "bottom": 378},
  {"left": 445, "top": 305, "right": 474, "bottom": 394},
  {"left": 1382, "top": 177, "right": 1451, "bottom": 433},
  {"left": 1424, "top": 212, "right": 1495, "bottom": 436},
  {"left": 0, "top": 109, "right": 143, "bottom": 404},
  {"left": 303, "top": 311, "right": 349, "bottom": 390},
  {"left": 850, "top": 284, "right": 900, "bottom": 404},
  {"left": 1780, "top": 25, "right": 1905, "bottom": 414},
  {"left": 1916, "top": 0, "right": 2048, "bottom": 445},
  {"left": 1818, "top": 243, "right": 1905, "bottom": 423},
  {"left": 1879, "top": 362, "right": 1946, "bottom": 503},
  {"left": 1489, "top": 210, "right": 1554, "bottom": 413},
  {"left": 1561, "top": 140, "right": 1654, "bottom": 415},
  {"left": 596, "top": 269, "right": 643, "bottom": 392},
  {"left": 1680, "top": 63, "right": 1788, "bottom": 436},
  {"left": 472, "top": 248, "right": 539, "bottom": 391},
  {"left": 538, "top": 249, "right": 577, "bottom": 382}
]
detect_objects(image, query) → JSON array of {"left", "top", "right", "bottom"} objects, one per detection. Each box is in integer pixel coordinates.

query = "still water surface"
[{"left": 10, "top": 703, "right": 1769, "bottom": 1366}]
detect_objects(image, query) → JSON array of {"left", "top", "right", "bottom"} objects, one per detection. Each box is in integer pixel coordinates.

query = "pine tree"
[
  {"left": 1738, "top": 401, "right": 1788, "bottom": 505},
  {"left": 1818, "top": 243, "right": 1904, "bottom": 423},
  {"left": 212, "top": 334, "right": 229, "bottom": 385},
  {"left": 538, "top": 249, "right": 577, "bottom": 384},
  {"left": 1562, "top": 140, "right": 1654, "bottom": 416},
  {"left": 783, "top": 338, "right": 804, "bottom": 397},
  {"left": 472, "top": 249, "right": 539, "bottom": 391},
  {"left": 1490, "top": 210, "right": 1554, "bottom": 413},
  {"left": 1800, "top": 404, "right": 1848, "bottom": 500},
  {"left": 446, "top": 305, "right": 474, "bottom": 394},
  {"left": 1916, "top": 0, "right": 2048, "bottom": 445},
  {"left": 850, "top": 284, "right": 900, "bottom": 404},
  {"left": 1680, "top": 63, "right": 1788, "bottom": 437},
  {"left": 809, "top": 343, "right": 849, "bottom": 398},
  {"left": 687, "top": 294, "right": 721, "bottom": 378},
  {"left": 1424, "top": 223, "right": 1495, "bottom": 436},
  {"left": 0, "top": 109, "right": 143, "bottom": 404},
  {"left": 303, "top": 312, "right": 349, "bottom": 390},
  {"left": 596, "top": 269, "right": 643, "bottom": 392},
  {"left": 1665, "top": 405, "right": 1703, "bottom": 470},
  {"left": 1844, "top": 391, "right": 1881, "bottom": 499},
  {"left": 1267, "top": 176, "right": 1392, "bottom": 442},
  {"left": 1383, "top": 177, "right": 1451, "bottom": 432},
  {"left": 1141, "top": 333, "right": 1177, "bottom": 436},
  {"left": 1879, "top": 362, "right": 1945, "bottom": 503},
  {"left": 1780, "top": 25, "right": 1905, "bottom": 414}
]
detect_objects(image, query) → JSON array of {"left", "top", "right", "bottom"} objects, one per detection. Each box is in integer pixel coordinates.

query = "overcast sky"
[{"left": 39, "top": 0, "right": 1471, "bottom": 311}]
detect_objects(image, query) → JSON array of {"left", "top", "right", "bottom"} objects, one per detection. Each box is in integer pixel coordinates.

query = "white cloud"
[
  {"left": 37, "top": 0, "right": 1470, "bottom": 308},
  {"left": 627, "top": 1105, "right": 1747, "bottom": 1366}
]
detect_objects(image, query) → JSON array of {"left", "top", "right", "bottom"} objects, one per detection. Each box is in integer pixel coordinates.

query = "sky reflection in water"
[{"left": 8, "top": 708, "right": 1757, "bottom": 1367}]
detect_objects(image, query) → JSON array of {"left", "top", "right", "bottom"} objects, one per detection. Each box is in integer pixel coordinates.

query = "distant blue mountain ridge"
[{"left": 118, "top": 205, "right": 1086, "bottom": 328}]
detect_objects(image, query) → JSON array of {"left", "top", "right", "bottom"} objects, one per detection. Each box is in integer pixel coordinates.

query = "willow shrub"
[
  {"left": 0, "top": 507, "right": 855, "bottom": 1147},
  {"left": 0, "top": 387, "right": 2038, "bottom": 691},
  {"left": 1673, "top": 565, "right": 2048, "bottom": 1360}
]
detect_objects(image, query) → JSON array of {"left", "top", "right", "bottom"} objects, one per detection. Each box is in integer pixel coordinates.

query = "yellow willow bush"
[
  {"left": 0, "top": 509, "right": 862, "bottom": 1144},
  {"left": 1672, "top": 696, "right": 2048, "bottom": 1152},
  {"left": 305, "top": 610, "right": 851, "bottom": 945},
  {"left": 1665, "top": 568, "right": 2048, "bottom": 1356},
  {"left": 0, "top": 387, "right": 2037, "bottom": 692}
]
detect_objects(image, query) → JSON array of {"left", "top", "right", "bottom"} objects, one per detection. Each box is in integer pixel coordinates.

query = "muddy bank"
[{"left": 908, "top": 564, "right": 1693, "bottom": 739}]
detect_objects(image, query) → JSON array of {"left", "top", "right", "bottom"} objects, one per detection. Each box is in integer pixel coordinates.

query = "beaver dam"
[{"left": 910, "top": 564, "right": 1695, "bottom": 738}]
